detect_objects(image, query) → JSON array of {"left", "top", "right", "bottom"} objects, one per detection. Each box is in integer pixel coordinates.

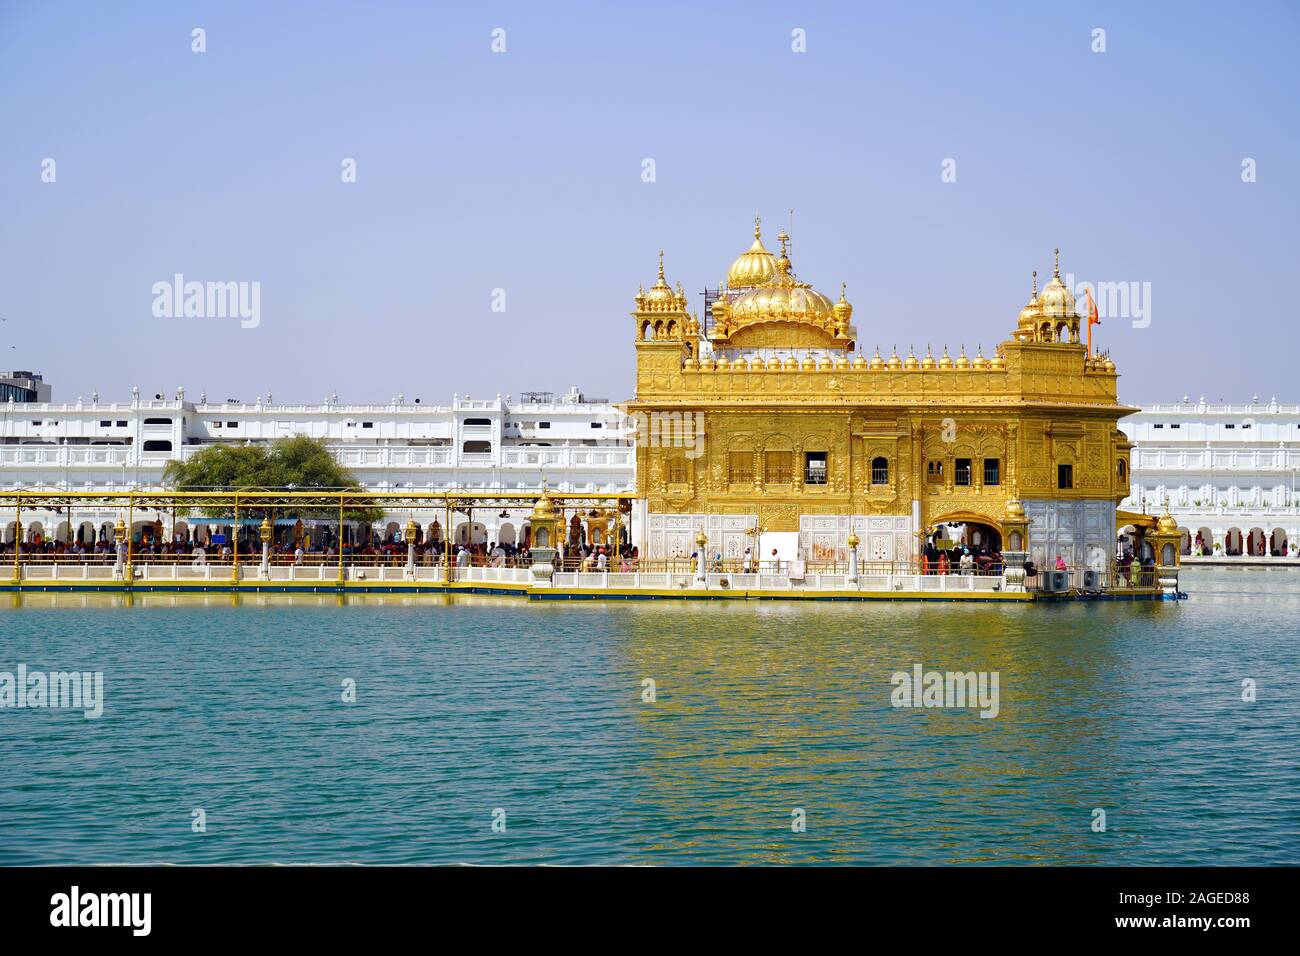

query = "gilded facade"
[{"left": 626, "top": 219, "right": 1136, "bottom": 569}]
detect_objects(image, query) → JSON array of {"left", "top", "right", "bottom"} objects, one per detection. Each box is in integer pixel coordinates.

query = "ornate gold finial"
[
  {"left": 1053, "top": 247, "right": 1060, "bottom": 279},
  {"left": 1032, "top": 270, "right": 1038, "bottom": 296},
  {"left": 657, "top": 249, "right": 665, "bottom": 281},
  {"left": 773, "top": 230, "right": 792, "bottom": 276},
  {"left": 839, "top": 281, "right": 847, "bottom": 300},
  {"left": 754, "top": 212, "right": 761, "bottom": 239}
]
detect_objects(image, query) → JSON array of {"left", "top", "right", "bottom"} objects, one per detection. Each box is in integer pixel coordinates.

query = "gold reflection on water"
[{"left": 612, "top": 601, "right": 1146, "bottom": 863}]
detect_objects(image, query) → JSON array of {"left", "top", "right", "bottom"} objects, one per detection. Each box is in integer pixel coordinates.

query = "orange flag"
[{"left": 1085, "top": 287, "right": 1100, "bottom": 357}]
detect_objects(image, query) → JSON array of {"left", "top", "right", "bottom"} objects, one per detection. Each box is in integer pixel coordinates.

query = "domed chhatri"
[
  {"left": 636, "top": 250, "right": 687, "bottom": 313},
  {"left": 726, "top": 215, "right": 781, "bottom": 290},
  {"left": 1018, "top": 271, "right": 1041, "bottom": 325},
  {"left": 1016, "top": 249, "right": 1083, "bottom": 345},
  {"left": 1037, "top": 248, "right": 1075, "bottom": 318}
]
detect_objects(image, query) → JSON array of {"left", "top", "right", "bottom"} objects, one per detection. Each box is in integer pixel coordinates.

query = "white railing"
[
  {"left": 1138, "top": 403, "right": 1300, "bottom": 415},
  {"left": 10, "top": 562, "right": 1020, "bottom": 594}
]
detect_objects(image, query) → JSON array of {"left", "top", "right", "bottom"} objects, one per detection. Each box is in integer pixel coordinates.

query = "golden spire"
[
  {"left": 773, "top": 230, "right": 792, "bottom": 277},
  {"left": 1032, "top": 270, "right": 1038, "bottom": 296},
  {"left": 754, "top": 212, "right": 761, "bottom": 240},
  {"left": 657, "top": 249, "right": 665, "bottom": 282},
  {"left": 1053, "top": 247, "right": 1061, "bottom": 279}
]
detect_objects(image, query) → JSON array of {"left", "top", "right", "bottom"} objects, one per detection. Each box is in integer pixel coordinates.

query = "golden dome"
[
  {"left": 921, "top": 347, "right": 936, "bottom": 370},
  {"left": 1037, "top": 249, "right": 1075, "bottom": 318},
  {"left": 726, "top": 239, "right": 836, "bottom": 326},
  {"left": 1018, "top": 271, "right": 1042, "bottom": 326},
  {"left": 1157, "top": 512, "right": 1179, "bottom": 534},
  {"left": 726, "top": 216, "right": 780, "bottom": 289},
  {"left": 938, "top": 347, "right": 954, "bottom": 369},
  {"left": 529, "top": 488, "right": 558, "bottom": 522},
  {"left": 638, "top": 250, "right": 685, "bottom": 313},
  {"left": 887, "top": 347, "right": 902, "bottom": 370},
  {"left": 1005, "top": 498, "right": 1025, "bottom": 519},
  {"left": 955, "top": 347, "right": 970, "bottom": 369},
  {"left": 904, "top": 348, "right": 919, "bottom": 370}
]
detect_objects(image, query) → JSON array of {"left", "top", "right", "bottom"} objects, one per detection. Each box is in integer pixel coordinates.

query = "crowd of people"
[{"left": 920, "top": 542, "right": 1003, "bottom": 575}]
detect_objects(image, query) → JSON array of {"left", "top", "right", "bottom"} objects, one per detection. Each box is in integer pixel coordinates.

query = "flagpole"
[{"left": 1085, "top": 287, "right": 1099, "bottom": 358}]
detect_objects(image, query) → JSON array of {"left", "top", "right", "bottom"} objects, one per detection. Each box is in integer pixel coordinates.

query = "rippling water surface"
[{"left": 1, "top": 568, "right": 1296, "bottom": 865}]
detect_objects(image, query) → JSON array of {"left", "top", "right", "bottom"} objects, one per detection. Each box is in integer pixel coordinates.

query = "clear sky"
[{"left": 1, "top": 1, "right": 1297, "bottom": 406}]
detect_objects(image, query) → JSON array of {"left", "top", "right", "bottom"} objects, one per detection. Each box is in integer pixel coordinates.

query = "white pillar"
[{"left": 260, "top": 540, "right": 271, "bottom": 579}]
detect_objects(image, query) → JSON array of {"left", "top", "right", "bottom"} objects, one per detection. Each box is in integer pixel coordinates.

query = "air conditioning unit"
[
  {"left": 1041, "top": 570, "right": 1070, "bottom": 593},
  {"left": 1082, "top": 569, "right": 1102, "bottom": 592}
]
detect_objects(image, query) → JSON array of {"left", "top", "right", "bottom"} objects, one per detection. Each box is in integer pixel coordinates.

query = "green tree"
[{"left": 163, "top": 436, "right": 384, "bottom": 521}]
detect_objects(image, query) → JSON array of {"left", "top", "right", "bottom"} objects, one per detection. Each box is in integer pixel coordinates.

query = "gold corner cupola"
[
  {"left": 635, "top": 250, "right": 687, "bottom": 314},
  {"left": 1012, "top": 249, "right": 1082, "bottom": 345},
  {"left": 632, "top": 250, "right": 696, "bottom": 353}
]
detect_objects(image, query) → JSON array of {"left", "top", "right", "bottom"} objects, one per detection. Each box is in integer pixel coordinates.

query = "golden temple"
[{"left": 627, "top": 217, "right": 1137, "bottom": 571}]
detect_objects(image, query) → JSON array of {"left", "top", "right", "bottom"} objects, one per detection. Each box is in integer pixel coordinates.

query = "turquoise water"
[{"left": 1, "top": 569, "right": 1296, "bottom": 865}]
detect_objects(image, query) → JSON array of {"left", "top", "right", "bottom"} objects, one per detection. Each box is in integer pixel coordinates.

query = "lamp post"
[
  {"left": 259, "top": 515, "right": 272, "bottom": 580},
  {"left": 404, "top": 516, "right": 417, "bottom": 580},
  {"left": 11, "top": 500, "right": 21, "bottom": 585},
  {"left": 846, "top": 529, "right": 860, "bottom": 586},
  {"left": 113, "top": 515, "right": 127, "bottom": 580},
  {"left": 743, "top": 523, "right": 766, "bottom": 573},
  {"left": 693, "top": 529, "right": 708, "bottom": 588}
]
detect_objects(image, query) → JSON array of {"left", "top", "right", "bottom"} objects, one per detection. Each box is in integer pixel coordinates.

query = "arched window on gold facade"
[
  {"left": 728, "top": 450, "right": 753, "bottom": 485},
  {"left": 764, "top": 451, "right": 793, "bottom": 485},
  {"left": 871, "top": 456, "right": 889, "bottom": 485},
  {"left": 667, "top": 454, "right": 688, "bottom": 485}
]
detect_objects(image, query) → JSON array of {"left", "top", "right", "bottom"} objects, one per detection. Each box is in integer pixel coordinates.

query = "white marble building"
[
  {"left": 1121, "top": 398, "right": 1300, "bottom": 557},
  {"left": 0, "top": 385, "right": 634, "bottom": 547}
]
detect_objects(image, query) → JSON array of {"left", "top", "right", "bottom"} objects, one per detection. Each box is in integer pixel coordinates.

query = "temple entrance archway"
[{"left": 928, "top": 514, "right": 1002, "bottom": 554}]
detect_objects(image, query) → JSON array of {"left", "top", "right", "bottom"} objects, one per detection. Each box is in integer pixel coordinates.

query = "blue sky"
[{"left": 1, "top": 0, "right": 1297, "bottom": 404}]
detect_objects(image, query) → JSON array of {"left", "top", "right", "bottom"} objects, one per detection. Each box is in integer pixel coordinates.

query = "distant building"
[
  {"left": 0, "top": 370, "right": 51, "bottom": 403},
  {"left": 1121, "top": 397, "right": 1300, "bottom": 556},
  {"left": 0, "top": 385, "right": 634, "bottom": 547}
]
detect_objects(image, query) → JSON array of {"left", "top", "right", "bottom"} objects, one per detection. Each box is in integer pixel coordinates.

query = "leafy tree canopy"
[{"left": 163, "top": 436, "right": 384, "bottom": 521}]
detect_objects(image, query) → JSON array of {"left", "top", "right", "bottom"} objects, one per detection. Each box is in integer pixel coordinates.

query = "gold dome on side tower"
[
  {"left": 1018, "top": 271, "right": 1042, "bottom": 327},
  {"left": 725, "top": 215, "right": 780, "bottom": 289},
  {"left": 637, "top": 250, "right": 686, "bottom": 313},
  {"left": 1036, "top": 248, "right": 1075, "bottom": 318}
]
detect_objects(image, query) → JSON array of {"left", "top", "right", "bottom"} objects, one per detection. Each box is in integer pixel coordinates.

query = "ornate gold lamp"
[
  {"left": 1149, "top": 508, "right": 1182, "bottom": 597},
  {"left": 526, "top": 488, "right": 564, "bottom": 587}
]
